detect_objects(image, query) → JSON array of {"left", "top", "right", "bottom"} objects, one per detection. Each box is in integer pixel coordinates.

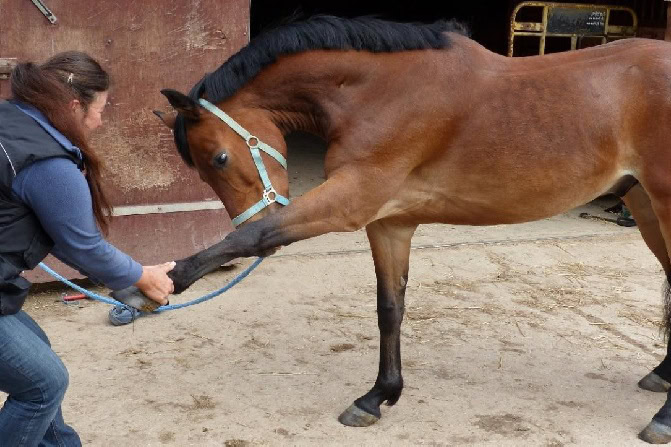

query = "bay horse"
[{"left": 117, "top": 16, "right": 671, "bottom": 442}]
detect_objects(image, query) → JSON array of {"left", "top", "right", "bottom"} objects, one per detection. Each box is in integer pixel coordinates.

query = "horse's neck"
[{"left": 245, "top": 51, "right": 371, "bottom": 138}]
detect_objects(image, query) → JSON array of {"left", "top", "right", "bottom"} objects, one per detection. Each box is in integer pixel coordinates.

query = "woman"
[{"left": 0, "top": 52, "right": 174, "bottom": 446}]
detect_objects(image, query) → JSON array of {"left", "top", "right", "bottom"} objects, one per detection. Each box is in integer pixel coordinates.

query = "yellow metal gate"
[{"left": 509, "top": 2, "right": 638, "bottom": 56}]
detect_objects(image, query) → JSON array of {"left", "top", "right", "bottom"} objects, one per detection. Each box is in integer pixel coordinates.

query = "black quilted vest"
[{"left": 0, "top": 100, "right": 81, "bottom": 314}]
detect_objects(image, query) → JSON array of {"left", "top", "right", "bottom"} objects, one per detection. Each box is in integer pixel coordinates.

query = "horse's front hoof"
[
  {"left": 640, "top": 420, "right": 671, "bottom": 444},
  {"left": 639, "top": 372, "right": 671, "bottom": 393},
  {"left": 110, "top": 286, "right": 160, "bottom": 312},
  {"left": 338, "top": 404, "right": 380, "bottom": 427}
]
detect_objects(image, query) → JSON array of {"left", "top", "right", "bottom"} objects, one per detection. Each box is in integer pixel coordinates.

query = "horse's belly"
[{"left": 373, "top": 171, "right": 629, "bottom": 226}]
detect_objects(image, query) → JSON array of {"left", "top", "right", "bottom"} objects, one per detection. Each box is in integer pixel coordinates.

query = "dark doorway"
[{"left": 250, "top": 0, "right": 514, "bottom": 56}]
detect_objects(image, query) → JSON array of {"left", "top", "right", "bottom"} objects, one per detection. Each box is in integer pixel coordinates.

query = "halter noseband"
[{"left": 198, "top": 98, "right": 290, "bottom": 227}]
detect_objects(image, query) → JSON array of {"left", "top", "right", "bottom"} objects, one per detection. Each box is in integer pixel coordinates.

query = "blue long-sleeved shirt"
[{"left": 9, "top": 102, "right": 142, "bottom": 290}]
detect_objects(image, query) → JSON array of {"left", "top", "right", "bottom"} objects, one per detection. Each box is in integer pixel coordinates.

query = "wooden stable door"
[{"left": 0, "top": 0, "right": 250, "bottom": 281}]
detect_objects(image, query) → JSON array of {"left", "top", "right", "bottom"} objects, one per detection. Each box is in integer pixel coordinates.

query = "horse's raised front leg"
[
  {"left": 111, "top": 163, "right": 407, "bottom": 304},
  {"left": 339, "top": 220, "right": 416, "bottom": 427},
  {"left": 166, "top": 167, "right": 400, "bottom": 292}
]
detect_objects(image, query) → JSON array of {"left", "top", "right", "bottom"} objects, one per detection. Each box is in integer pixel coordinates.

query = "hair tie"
[{"left": 67, "top": 73, "right": 74, "bottom": 84}]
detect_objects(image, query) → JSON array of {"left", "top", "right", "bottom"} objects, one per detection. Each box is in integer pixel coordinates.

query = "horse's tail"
[{"left": 664, "top": 275, "right": 671, "bottom": 339}]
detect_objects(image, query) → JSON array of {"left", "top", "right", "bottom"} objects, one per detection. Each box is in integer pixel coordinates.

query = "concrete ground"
[
  {"left": 9, "top": 133, "right": 669, "bottom": 446},
  {"left": 18, "top": 197, "right": 669, "bottom": 446}
]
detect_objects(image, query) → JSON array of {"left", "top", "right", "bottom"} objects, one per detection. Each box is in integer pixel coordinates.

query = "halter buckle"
[
  {"left": 246, "top": 135, "right": 260, "bottom": 149},
  {"left": 262, "top": 187, "right": 278, "bottom": 205}
]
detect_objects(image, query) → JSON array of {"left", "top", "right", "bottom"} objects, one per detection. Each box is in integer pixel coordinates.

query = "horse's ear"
[
  {"left": 153, "top": 109, "right": 177, "bottom": 130},
  {"left": 160, "top": 89, "right": 201, "bottom": 120}
]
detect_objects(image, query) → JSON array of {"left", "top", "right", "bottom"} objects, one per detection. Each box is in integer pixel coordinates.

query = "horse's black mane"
[
  {"left": 193, "top": 15, "right": 468, "bottom": 103},
  {"left": 175, "top": 15, "right": 469, "bottom": 166}
]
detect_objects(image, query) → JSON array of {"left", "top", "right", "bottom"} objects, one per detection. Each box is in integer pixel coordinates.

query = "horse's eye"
[{"left": 213, "top": 152, "right": 228, "bottom": 168}]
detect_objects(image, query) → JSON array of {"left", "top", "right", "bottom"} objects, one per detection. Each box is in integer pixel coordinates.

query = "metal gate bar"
[{"left": 509, "top": 2, "right": 638, "bottom": 56}]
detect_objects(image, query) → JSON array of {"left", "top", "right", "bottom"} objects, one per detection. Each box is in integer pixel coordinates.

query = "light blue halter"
[{"left": 198, "top": 98, "right": 290, "bottom": 227}]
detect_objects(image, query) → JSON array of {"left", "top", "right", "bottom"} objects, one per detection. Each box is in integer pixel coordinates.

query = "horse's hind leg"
[
  {"left": 630, "top": 182, "right": 671, "bottom": 444},
  {"left": 624, "top": 184, "right": 671, "bottom": 278},
  {"left": 621, "top": 184, "right": 671, "bottom": 393},
  {"left": 338, "top": 220, "right": 416, "bottom": 427}
]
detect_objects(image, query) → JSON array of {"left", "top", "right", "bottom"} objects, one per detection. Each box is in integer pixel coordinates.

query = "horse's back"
[{"left": 377, "top": 37, "right": 671, "bottom": 225}]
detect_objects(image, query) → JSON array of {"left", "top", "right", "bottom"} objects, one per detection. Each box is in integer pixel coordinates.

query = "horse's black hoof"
[
  {"left": 338, "top": 404, "right": 380, "bottom": 427},
  {"left": 639, "top": 372, "right": 671, "bottom": 393},
  {"left": 640, "top": 420, "right": 671, "bottom": 444},
  {"left": 110, "top": 286, "right": 160, "bottom": 312}
]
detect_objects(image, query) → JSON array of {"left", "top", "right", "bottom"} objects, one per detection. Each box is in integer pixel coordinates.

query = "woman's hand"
[{"left": 134, "top": 262, "right": 176, "bottom": 305}]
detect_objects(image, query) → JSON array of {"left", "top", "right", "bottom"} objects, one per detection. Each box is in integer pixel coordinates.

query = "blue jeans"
[{"left": 0, "top": 311, "right": 81, "bottom": 446}]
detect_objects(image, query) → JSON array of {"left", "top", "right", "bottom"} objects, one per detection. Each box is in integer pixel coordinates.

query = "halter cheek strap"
[{"left": 198, "top": 98, "right": 290, "bottom": 227}]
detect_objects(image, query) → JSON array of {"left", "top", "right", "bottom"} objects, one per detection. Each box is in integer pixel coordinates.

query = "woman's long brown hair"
[{"left": 9, "top": 51, "right": 112, "bottom": 233}]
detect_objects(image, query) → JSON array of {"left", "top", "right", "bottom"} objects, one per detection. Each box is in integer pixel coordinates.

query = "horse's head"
[{"left": 156, "top": 89, "right": 290, "bottom": 227}]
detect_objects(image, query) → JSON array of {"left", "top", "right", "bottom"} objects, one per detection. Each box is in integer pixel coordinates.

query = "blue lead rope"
[{"left": 38, "top": 257, "right": 265, "bottom": 325}]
